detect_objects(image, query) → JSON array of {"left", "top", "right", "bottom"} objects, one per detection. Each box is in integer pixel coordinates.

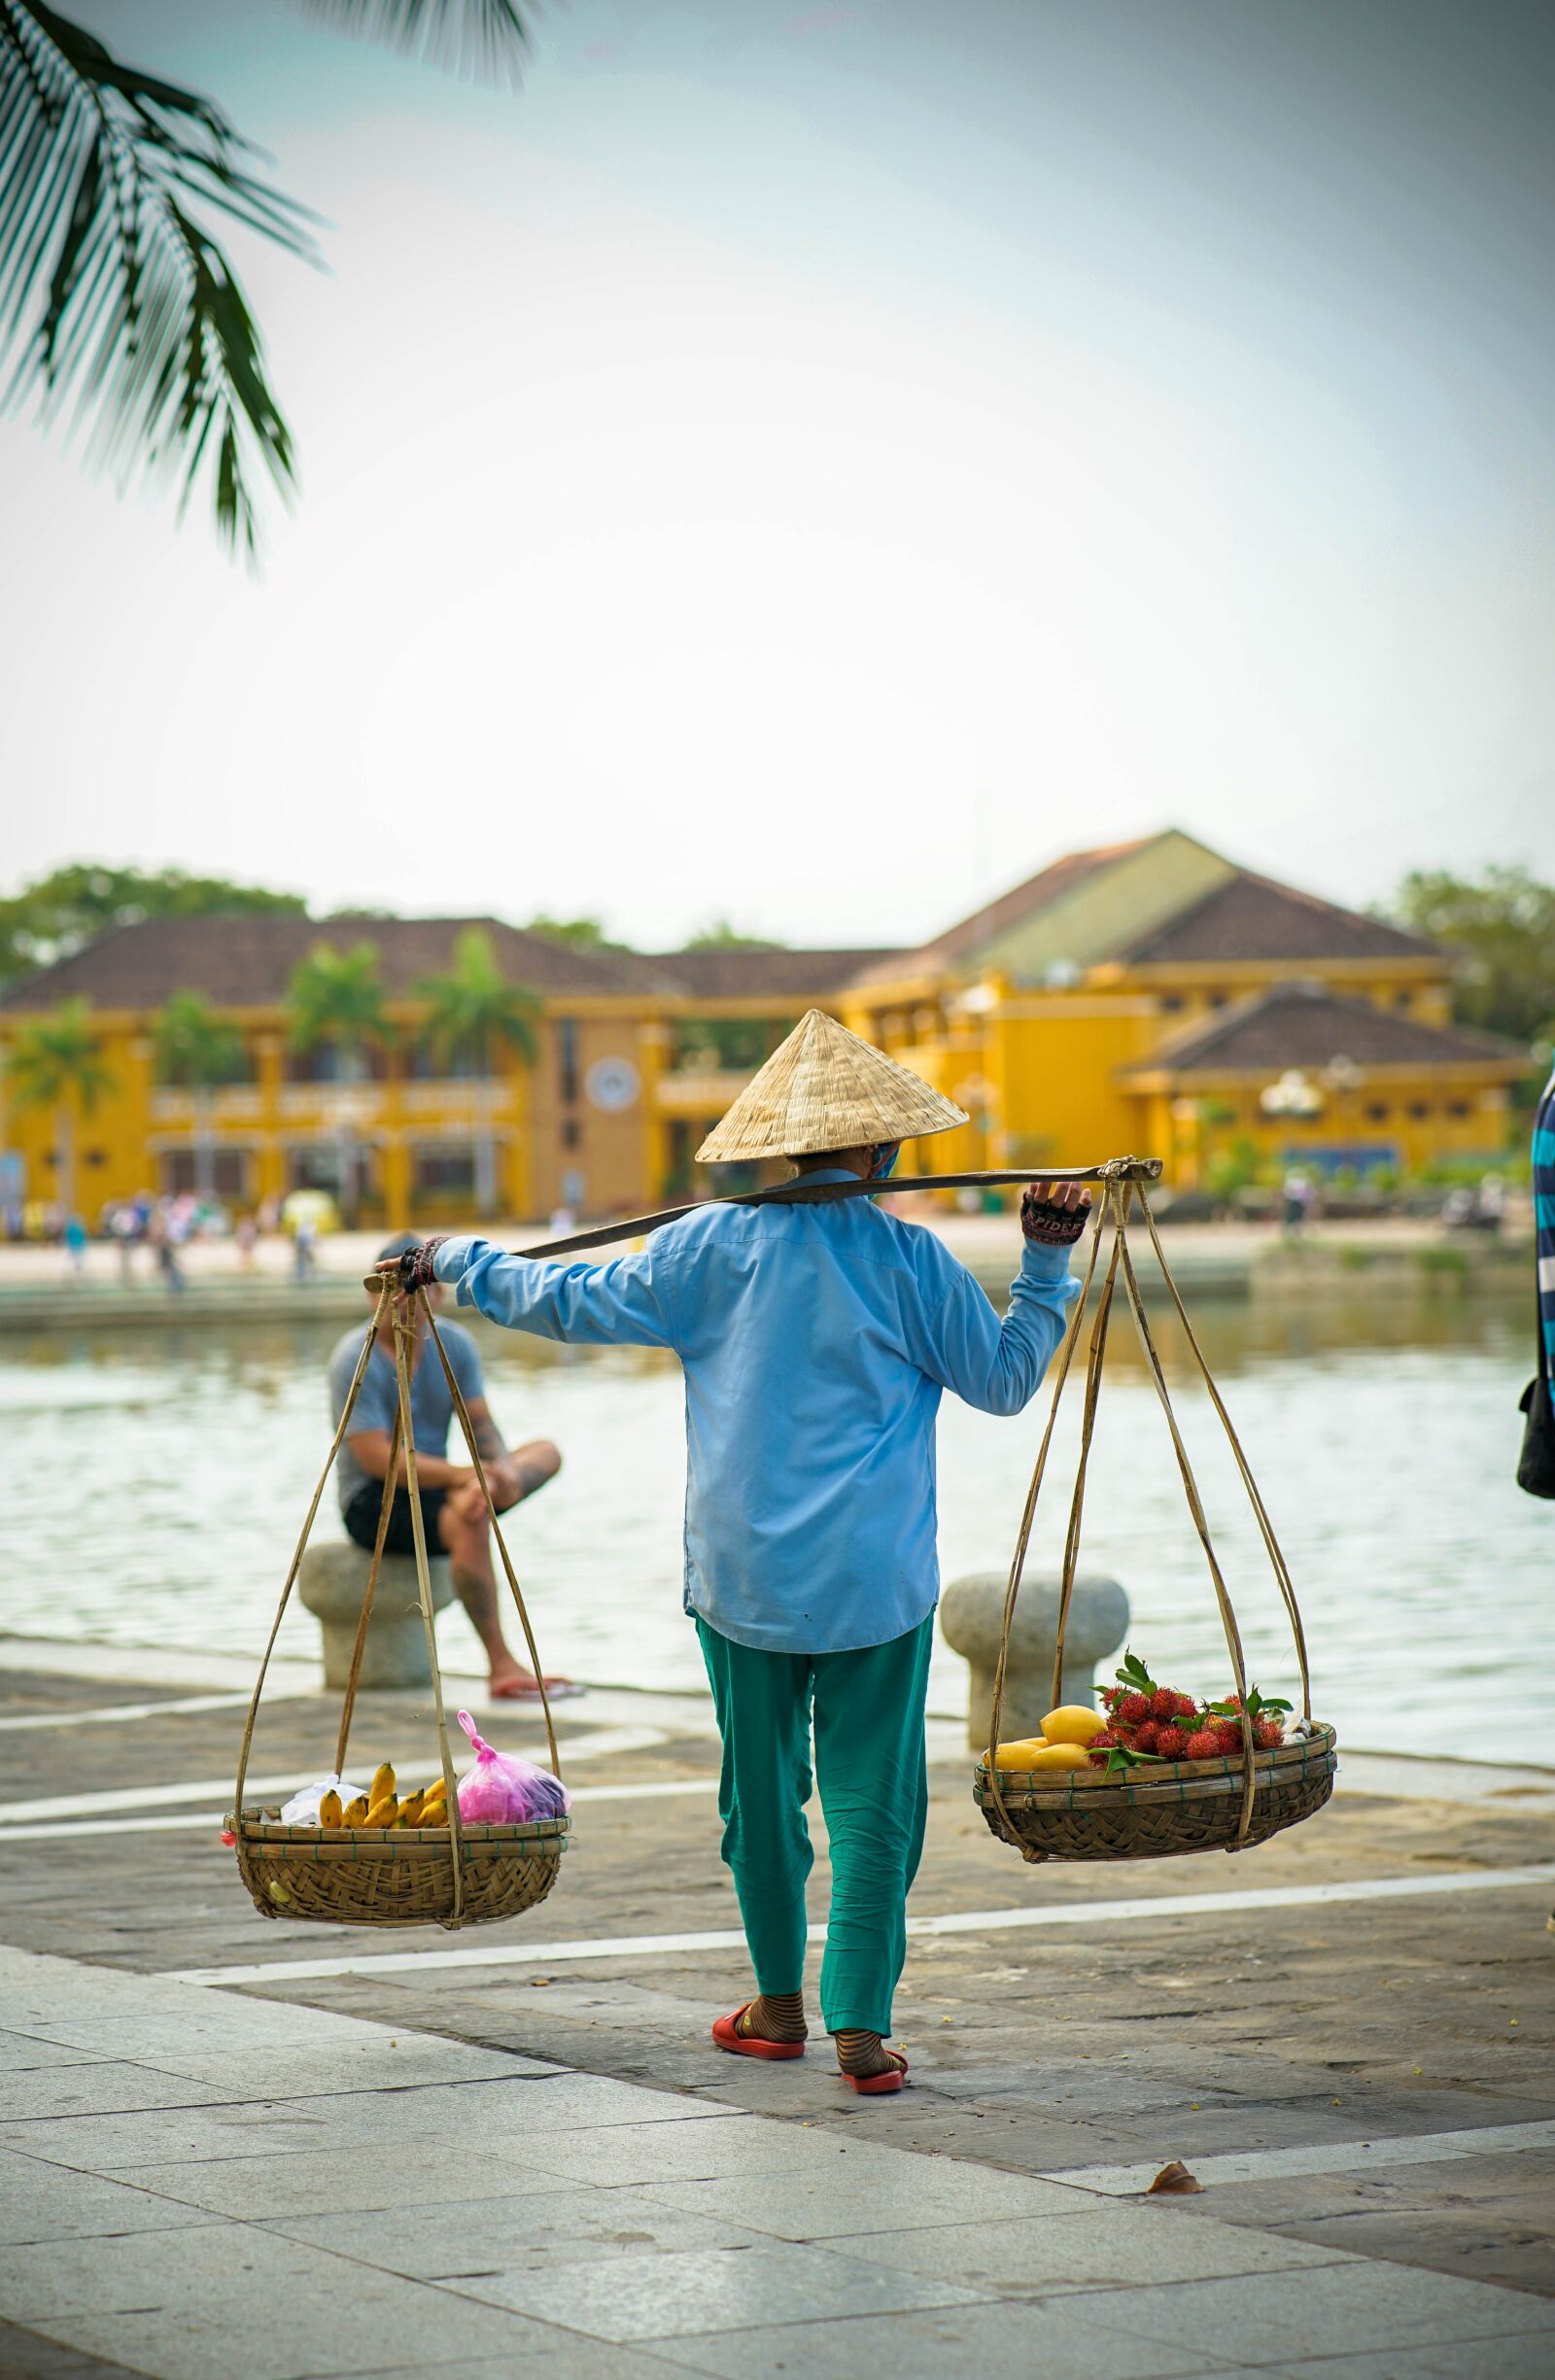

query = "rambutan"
[
  {"left": 1215, "top": 1720, "right": 1245, "bottom": 1754},
  {"left": 1088, "top": 1728, "right": 1122, "bottom": 1767},
  {"left": 1149, "top": 1688, "right": 1179, "bottom": 1719},
  {"left": 1155, "top": 1723, "right": 1189, "bottom": 1759},
  {"left": 1119, "top": 1691, "right": 1151, "bottom": 1726},
  {"left": 1132, "top": 1720, "right": 1161, "bottom": 1753},
  {"left": 1254, "top": 1717, "right": 1285, "bottom": 1749},
  {"left": 1174, "top": 1692, "right": 1197, "bottom": 1719},
  {"left": 1184, "top": 1728, "right": 1222, "bottom": 1761}
]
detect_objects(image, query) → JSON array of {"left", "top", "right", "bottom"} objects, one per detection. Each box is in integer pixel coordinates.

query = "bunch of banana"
[{"left": 316, "top": 1764, "right": 452, "bottom": 1831}]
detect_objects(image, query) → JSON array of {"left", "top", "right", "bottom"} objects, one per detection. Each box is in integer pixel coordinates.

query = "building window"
[
  {"left": 1446, "top": 1100, "right": 1470, "bottom": 1117},
  {"left": 1206, "top": 992, "right": 1228, "bottom": 1010},
  {"left": 407, "top": 1032, "right": 489, "bottom": 1081},
  {"left": 558, "top": 1018, "right": 579, "bottom": 1105},
  {"left": 561, "top": 1118, "right": 581, "bottom": 1150},
  {"left": 1365, "top": 1103, "right": 1390, "bottom": 1121},
  {"left": 1406, "top": 1101, "right": 1430, "bottom": 1120},
  {"left": 411, "top": 1144, "right": 476, "bottom": 1196},
  {"left": 1395, "top": 991, "right": 1413, "bottom": 1010},
  {"left": 159, "top": 1148, "right": 250, "bottom": 1198},
  {"left": 285, "top": 1041, "right": 388, "bottom": 1085},
  {"left": 1159, "top": 995, "right": 1185, "bottom": 1013}
]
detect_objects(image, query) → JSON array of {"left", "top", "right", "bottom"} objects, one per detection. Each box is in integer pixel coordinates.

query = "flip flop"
[
  {"left": 489, "top": 1679, "right": 586, "bottom": 1702},
  {"left": 712, "top": 2004, "right": 806, "bottom": 2061},
  {"left": 842, "top": 2050, "right": 909, "bottom": 2095}
]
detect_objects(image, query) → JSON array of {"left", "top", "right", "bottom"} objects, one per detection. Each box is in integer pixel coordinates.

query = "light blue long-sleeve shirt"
[{"left": 432, "top": 1172, "right": 1081, "bottom": 1655}]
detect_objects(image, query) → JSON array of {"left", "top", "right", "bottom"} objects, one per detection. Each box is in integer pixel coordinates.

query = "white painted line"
[
  {"left": 1045, "top": 2118, "right": 1555, "bottom": 2197},
  {"left": 0, "top": 1776, "right": 717, "bottom": 1844},
  {"left": 0, "top": 1693, "right": 258, "bottom": 1734},
  {"left": 0, "top": 1726, "right": 673, "bottom": 1827},
  {"left": 165, "top": 1863, "right": 1555, "bottom": 1988}
]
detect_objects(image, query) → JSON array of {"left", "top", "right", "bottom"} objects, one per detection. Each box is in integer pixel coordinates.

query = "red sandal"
[
  {"left": 842, "top": 2050, "right": 909, "bottom": 2095},
  {"left": 711, "top": 2003, "right": 807, "bottom": 2061}
]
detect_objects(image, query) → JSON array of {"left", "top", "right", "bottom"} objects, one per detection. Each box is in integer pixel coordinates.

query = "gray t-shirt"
[{"left": 328, "top": 1320, "right": 485, "bottom": 1513}]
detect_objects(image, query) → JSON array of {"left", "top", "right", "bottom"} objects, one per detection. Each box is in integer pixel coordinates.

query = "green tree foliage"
[
  {"left": 417, "top": 926, "right": 539, "bottom": 1212},
  {"left": 4, "top": 994, "right": 113, "bottom": 1213},
  {"left": 683, "top": 919, "right": 786, "bottom": 951},
  {"left": 152, "top": 990, "right": 246, "bottom": 1197},
  {"left": 1382, "top": 865, "right": 1555, "bottom": 1050},
  {"left": 525, "top": 914, "right": 616, "bottom": 951},
  {"left": 0, "top": 864, "right": 306, "bottom": 988},
  {"left": 0, "top": 2, "right": 535, "bottom": 557},
  {"left": 286, "top": 941, "right": 389, "bottom": 1073}
]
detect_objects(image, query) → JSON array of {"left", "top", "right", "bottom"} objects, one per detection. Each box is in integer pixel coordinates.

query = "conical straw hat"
[{"left": 695, "top": 1010, "right": 968, "bottom": 1163}]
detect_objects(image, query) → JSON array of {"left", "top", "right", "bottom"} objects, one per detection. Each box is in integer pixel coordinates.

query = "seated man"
[{"left": 328, "top": 1232, "right": 572, "bottom": 1701}]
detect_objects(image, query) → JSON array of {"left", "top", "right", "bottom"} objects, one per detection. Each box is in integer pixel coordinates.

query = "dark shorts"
[{"left": 343, "top": 1482, "right": 447, "bottom": 1558}]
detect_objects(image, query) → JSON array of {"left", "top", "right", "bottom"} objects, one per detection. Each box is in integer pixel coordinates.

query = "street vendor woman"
[{"left": 384, "top": 1011, "right": 1089, "bottom": 2092}]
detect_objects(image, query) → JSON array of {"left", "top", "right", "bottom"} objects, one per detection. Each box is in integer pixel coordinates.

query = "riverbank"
[
  {"left": 0, "top": 1216, "right": 1531, "bottom": 1327},
  {"left": 0, "top": 1638, "right": 1551, "bottom": 2376}
]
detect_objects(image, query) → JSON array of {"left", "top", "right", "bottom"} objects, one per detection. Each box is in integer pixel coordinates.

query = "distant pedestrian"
[
  {"left": 62, "top": 1213, "right": 87, "bottom": 1277},
  {"left": 294, "top": 1215, "right": 317, "bottom": 1282},
  {"left": 1282, "top": 1169, "right": 1314, "bottom": 1233},
  {"left": 235, "top": 1213, "right": 259, "bottom": 1269}
]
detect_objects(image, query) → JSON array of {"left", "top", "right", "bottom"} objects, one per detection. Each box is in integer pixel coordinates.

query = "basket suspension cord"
[
  {"left": 420, "top": 1292, "right": 562, "bottom": 1783},
  {"left": 1134, "top": 1189, "right": 1313, "bottom": 1727},
  {"left": 1050, "top": 1181, "right": 1127, "bottom": 1720},
  {"left": 389, "top": 1300, "right": 466, "bottom": 1928},
  {"left": 983, "top": 1186, "right": 1116, "bottom": 1853},
  {"left": 233, "top": 1282, "right": 391, "bottom": 1914},
  {"left": 332, "top": 1402, "right": 401, "bottom": 1783},
  {"left": 1111, "top": 1195, "right": 1258, "bottom": 1841}
]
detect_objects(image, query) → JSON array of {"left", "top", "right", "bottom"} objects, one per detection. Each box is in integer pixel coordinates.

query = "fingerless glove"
[
  {"left": 398, "top": 1235, "right": 448, "bottom": 1291},
  {"left": 1020, "top": 1190, "right": 1088, "bottom": 1247}
]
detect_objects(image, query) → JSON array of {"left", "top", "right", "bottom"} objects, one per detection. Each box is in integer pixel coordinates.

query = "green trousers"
[{"left": 695, "top": 1612, "right": 934, "bottom": 2038}]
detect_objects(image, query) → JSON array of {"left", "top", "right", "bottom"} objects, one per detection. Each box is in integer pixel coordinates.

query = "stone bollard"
[
  {"left": 297, "top": 1542, "right": 456, "bottom": 1692},
  {"left": 939, "top": 1571, "right": 1130, "bottom": 1751}
]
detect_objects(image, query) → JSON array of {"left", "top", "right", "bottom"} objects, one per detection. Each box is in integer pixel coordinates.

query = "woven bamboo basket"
[
  {"left": 229, "top": 1275, "right": 568, "bottom": 1931},
  {"left": 981, "top": 1163, "right": 1337, "bottom": 1865}
]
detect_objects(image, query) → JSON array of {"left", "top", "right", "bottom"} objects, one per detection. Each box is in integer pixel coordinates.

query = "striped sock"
[
  {"left": 736, "top": 1991, "right": 807, "bottom": 2045},
  {"left": 834, "top": 2028, "right": 904, "bottom": 2079}
]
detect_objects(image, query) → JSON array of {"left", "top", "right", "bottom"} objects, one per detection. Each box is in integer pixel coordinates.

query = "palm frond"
[
  {"left": 1, "top": 2, "right": 321, "bottom": 559},
  {"left": 295, "top": 0, "right": 536, "bottom": 84}
]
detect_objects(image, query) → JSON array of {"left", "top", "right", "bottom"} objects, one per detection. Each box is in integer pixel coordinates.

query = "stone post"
[
  {"left": 297, "top": 1543, "right": 456, "bottom": 1692},
  {"left": 939, "top": 1571, "right": 1130, "bottom": 1751}
]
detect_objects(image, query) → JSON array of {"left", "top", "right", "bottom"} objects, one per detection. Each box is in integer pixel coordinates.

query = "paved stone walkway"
[{"left": 1, "top": 1645, "right": 1552, "bottom": 2377}]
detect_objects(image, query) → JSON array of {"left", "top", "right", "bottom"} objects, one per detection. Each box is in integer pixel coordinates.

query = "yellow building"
[{"left": 0, "top": 832, "right": 1526, "bottom": 1224}]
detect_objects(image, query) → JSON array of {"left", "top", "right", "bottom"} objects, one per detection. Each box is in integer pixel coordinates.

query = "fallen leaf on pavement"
[{"left": 1148, "top": 2159, "right": 1203, "bottom": 2194}]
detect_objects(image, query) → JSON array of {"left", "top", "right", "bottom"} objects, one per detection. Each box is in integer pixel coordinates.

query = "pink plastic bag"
[{"left": 455, "top": 1710, "right": 570, "bottom": 1823}]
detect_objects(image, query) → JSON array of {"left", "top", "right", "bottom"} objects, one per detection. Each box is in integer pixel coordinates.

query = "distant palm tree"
[
  {"left": 4, "top": 995, "right": 113, "bottom": 1217},
  {"left": 418, "top": 927, "right": 538, "bottom": 1214},
  {"left": 152, "top": 989, "right": 244, "bottom": 1199},
  {"left": 286, "top": 941, "right": 389, "bottom": 1222},
  {"left": 0, "top": 3, "right": 535, "bottom": 559}
]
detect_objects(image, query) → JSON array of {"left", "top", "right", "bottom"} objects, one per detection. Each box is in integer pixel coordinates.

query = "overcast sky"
[{"left": 3, "top": 0, "right": 1550, "bottom": 949}]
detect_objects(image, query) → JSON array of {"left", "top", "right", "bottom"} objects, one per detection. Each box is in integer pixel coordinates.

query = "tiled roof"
[
  {"left": 0, "top": 915, "right": 677, "bottom": 1012},
  {"left": 647, "top": 948, "right": 898, "bottom": 1001},
  {"left": 1123, "top": 984, "right": 1525, "bottom": 1078},
  {"left": 851, "top": 839, "right": 1153, "bottom": 984},
  {"left": 1120, "top": 871, "right": 1441, "bottom": 967}
]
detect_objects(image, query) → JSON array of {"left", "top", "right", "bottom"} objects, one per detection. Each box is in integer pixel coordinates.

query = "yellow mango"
[
  {"left": 1041, "top": 1705, "right": 1109, "bottom": 1747},
  {"left": 1028, "top": 1742, "right": 1094, "bottom": 1771},
  {"left": 986, "top": 1738, "right": 1049, "bottom": 1769}
]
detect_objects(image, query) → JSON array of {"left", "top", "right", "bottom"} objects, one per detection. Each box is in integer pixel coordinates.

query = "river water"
[{"left": 3, "top": 1284, "right": 1548, "bottom": 1756}]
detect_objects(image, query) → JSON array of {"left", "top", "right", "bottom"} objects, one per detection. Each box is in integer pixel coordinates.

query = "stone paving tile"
[
  {"left": 132, "top": 2040, "right": 558, "bottom": 2097},
  {"left": 441, "top": 2236, "right": 985, "bottom": 2340},
  {"left": 1262, "top": 2339, "right": 1555, "bottom": 2380},
  {"left": 0, "top": 2146, "right": 216, "bottom": 2245},
  {"left": 0, "top": 2033, "right": 112, "bottom": 2077},
  {"left": 0, "top": 2071, "right": 728, "bottom": 2174},
  {"left": 262, "top": 2184, "right": 767, "bottom": 2280},
  {"left": 814, "top": 2201, "right": 1353, "bottom": 2293},
  {"left": 0, "top": 2313, "right": 149, "bottom": 2378},
  {"left": 618, "top": 2297, "right": 1235, "bottom": 2380},
  {"left": 98, "top": 2140, "right": 561, "bottom": 2222},
  {"left": 635, "top": 2146, "right": 1088, "bottom": 2237},
  {"left": 509, "top": 2112, "right": 850, "bottom": 2189},
  {"left": 0, "top": 2062, "right": 238, "bottom": 2124},
  {"left": 346, "top": 2354, "right": 709, "bottom": 2380},
  {"left": 1250, "top": 2209, "right": 1555, "bottom": 2296},
  {"left": 1070, "top": 2263, "right": 1555, "bottom": 2359},
  {"left": 0, "top": 2227, "right": 559, "bottom": 2380}
]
